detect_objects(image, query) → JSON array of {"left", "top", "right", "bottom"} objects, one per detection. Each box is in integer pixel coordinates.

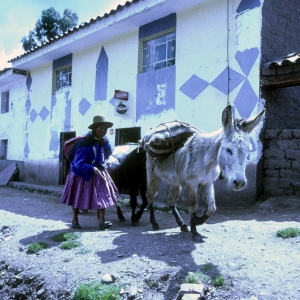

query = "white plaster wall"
[
  {"left": 175, "top": 0, "right": 228, "bottom": 133},
  {"left": 175, "top": 0, "right": 264, "bottom": 164},
  {"left": 71, "top": 29, "right": 138, "bottom": 145},
  {"left": 134, "top": 0, "right": 230, "bottom": 136},
  {"left": 26, "top": 63, "right": 53, "bottom": 160},
  {"left": 233, "top": 4, "right": 264, "bottom": 163},
  {"left": 0, "top": 78, "right": 27, "bottom": 160},
  {"left": 0, "top": 0, "right": 265, "bottom": 187}
]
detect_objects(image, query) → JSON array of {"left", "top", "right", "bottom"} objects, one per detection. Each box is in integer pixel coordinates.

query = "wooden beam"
[
  {"left": 12, "top": 68, "right": 27, "bottom": 76},
  {"left": 260, "top": 73, "right": 300, "bottom": 87}
]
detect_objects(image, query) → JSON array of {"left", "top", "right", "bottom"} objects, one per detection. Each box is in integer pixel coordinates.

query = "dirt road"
[{"left": 1, "top": 185, "right": 300, "bottom": 299}]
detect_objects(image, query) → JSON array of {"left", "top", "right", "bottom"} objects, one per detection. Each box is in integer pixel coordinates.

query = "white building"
[{"left": 1, "top": 0, "right": 282, "bottom": 204}]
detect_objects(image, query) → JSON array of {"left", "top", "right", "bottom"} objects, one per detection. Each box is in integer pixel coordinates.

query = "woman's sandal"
[
  {"left": 99, "top": 221, "right": 112, "bottom": 230},
  {"left": 72, "top": 221, "right": 82, "bottom": 229}
]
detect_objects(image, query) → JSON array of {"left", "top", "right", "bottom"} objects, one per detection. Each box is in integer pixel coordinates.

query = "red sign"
[{"left": 114, "top": 90, "right": 128, "bottom": 101}]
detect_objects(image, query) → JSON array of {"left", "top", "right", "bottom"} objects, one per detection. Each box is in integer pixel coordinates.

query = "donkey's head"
[{"left": 217, "top": 105, "right": 265, "bottom": 191}]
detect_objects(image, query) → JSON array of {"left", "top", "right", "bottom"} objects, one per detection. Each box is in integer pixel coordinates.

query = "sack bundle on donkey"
[{"left": 140, "top": 120, "right": 202, "bottom": 157}]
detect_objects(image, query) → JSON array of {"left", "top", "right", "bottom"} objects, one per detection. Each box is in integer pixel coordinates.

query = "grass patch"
[
  {"left": 146, "top": 279, "right": 158, "bottom": 288},
  {"left": 202, "top": 263, "right": 214, "bottom": 272},
  {"left": 212, "top": 275, "right": 225, "bottom": 287},
  {"left": 198, "top": 263, "right": 226, "bottom": 287},
  {"left": 51, "top": 232, "right": 81, "bottom": 242},
  {"left": 73, "top": 282, "right": 122, "bottom": 300},
  {"left": 153, "top": 205, "right": 171, "bottom": 212},
  {"left": 60, "top": 240, "right": 82, "bottom": 250},
  {"left": 27, "top": 242, "right": 49, "bottom": 254},
  {"left": 184, "top": 271, "right": 209, "bottom": 284},
  {"left": 276, "top": 227, "right": 300, "bottom": 239}
]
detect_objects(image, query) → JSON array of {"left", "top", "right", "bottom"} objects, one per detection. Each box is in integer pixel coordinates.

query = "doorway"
[
  {"left": 115, "top": 127, "right": 141, "bottom": 146},
  {"left": 59, "top": 131, "right": 76, "bottom": 185}
]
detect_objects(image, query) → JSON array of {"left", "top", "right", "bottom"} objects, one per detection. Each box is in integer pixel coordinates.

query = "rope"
[
  {"left": 163, "top": 123, "right": 176, "bottom": 179},
  {"left": 226, "top": 0, "right": 230, "bottom": 106},
  {"left": 97, "top": 170, "right": 127, "bottom": 205}
]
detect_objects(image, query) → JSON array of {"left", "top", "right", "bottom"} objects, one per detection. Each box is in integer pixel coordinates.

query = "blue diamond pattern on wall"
[
  {"left": 179, "top": 75, "right": 209, "bottom": 100},
  {"left": 235, "top": 48, "right": 259, "bottom": 76},
  {"left": 79, "top": 98, "right": 91, "bottom": 115},
  {"left": 25, "top": 95, "right": 31, "bottom": 115},
  {"left": 109, "top": 97, "right": 115, "bottom": 106},
  {"left": 30, "top": 109, "right": 38, "bottom": 123},
  {"left": 236, "top": 0, "right": 261, "bottom": 14},
  {"left": 39, "top": 106, "right": 49, "bottom": 121},
  {"left": 24, "top": 133, "right": 30, "bottom": 158},
  {"left": 211, "top": 67, "right": 245, "bottom": 95},
  {"left": 26, "top": 72, "right": 32, "bottom": 91},
  {"left": 177, "top": 47, "right": 260, "bottom": 120},
  {"left": 234, "top": 79, "right": 258, "bottom": 119}
]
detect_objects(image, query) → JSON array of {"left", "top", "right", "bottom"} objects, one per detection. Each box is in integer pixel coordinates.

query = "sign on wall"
[
  {"left": 114, "top": 90, "right": 128, "bottom": 101},
  {"left": 115, "top": 101, "right": 129, "bottom": 115},
  {"left": 114, "top": 90, "right": 129, "bottom": 116}
]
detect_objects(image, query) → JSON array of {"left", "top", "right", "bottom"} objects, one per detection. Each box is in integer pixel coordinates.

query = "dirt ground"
[{"left": 0, "top": 185, "right": 300, "bottom": 299}]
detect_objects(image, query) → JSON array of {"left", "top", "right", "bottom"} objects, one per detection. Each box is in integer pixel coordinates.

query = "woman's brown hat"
[{"left": 88, "top": 115, "right": 113, "bottom": 129}]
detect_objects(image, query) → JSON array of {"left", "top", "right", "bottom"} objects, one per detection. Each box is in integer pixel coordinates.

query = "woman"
[{"left": 61, "top": 115, "right": 120, "bottom": 230}]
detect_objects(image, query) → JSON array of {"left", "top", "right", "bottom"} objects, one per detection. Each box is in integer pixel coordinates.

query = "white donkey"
[{"left": 145, "top": 105, "right": 265, "bottom": 241}]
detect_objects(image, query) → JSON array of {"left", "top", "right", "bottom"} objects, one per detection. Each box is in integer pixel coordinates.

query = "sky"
[{"left": 0, "top": 0, "right": 128, "bottom": 70}]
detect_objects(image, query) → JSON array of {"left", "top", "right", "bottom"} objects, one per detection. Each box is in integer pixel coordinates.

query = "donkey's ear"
[
  {"left": 241, "top": 109, "right": 265, "bottom": 133},
  {"left": 222, "top": 105, "right": 233, "bottom": 129}
]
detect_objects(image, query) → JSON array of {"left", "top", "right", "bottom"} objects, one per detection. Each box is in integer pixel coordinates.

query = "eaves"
[
  {"left": 261, "top": 52, "right": 300, "bottom": 88},
  {"left": 8, "top": 0, "right": 207, "bottom": 72},
  {"left": 0, "top": 68, "right": 27, "bottom": 86}
]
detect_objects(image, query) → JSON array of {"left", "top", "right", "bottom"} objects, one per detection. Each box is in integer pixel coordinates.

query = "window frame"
[
  {"left": 1, "top": 91, "right": 9, "bottom": 114},
  {"left": 0, "top": 139, "right": 8, "bottom": 159},
  {"left": 53, "top": 65, "right": 72, "bottom": 94},
  {"left": 139, "top": 28, "right": 176, "bottom": 74}
]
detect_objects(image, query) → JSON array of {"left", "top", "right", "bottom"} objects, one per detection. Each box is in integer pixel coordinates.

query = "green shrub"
[
  {"left": 51, "top": 232, "right": 81, "bottom": 242},
  {"left": 73, "top": 282, "right": 122, "bottom": 300},
  {"left": 146, "top": 279, "right": 158, "bottom": 288},
  {"left": 60, "top": 240, "right": 82, "bottom": 250},
  {"left": 276, "top": 227, "right": 300, "bottom": 239},
  {"left": 153, "top": 205, "right": 171, "bottom": 212},
  {"left": 27, "top": 242, "right": 48, "bottom": 254},
  {"left": 185, "top": 272, "right": 198, "bottom": 284},
  {"left": 212, "top": 275, "right": 225, "bottom": 286},
  {"left": 202, "top": 263, "right": 214, "bottom": 272},
  {"left": 184, "top": 271, "right": 209, "bottom": 284}
]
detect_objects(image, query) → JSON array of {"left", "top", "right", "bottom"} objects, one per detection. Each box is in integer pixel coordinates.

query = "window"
[
  {"left": 142, "top": 31, "right": 176, "bottom": 73},
  {"left": 0, "top": 140, "right": 8, "bottom": 159},
  {"left": 1, "top": 91, "right": 9, "bottom": 114},
  {"left": 55, "top": 66, "right": 72, "bottom": 92}
]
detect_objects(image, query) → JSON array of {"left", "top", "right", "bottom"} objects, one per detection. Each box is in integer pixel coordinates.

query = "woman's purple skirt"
[{"left": 60, "top": 169, "right": 120, "bottom": 210}]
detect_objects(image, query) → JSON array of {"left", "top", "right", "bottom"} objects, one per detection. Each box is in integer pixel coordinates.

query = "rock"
[
  {"left": 37, "top": 288, "right": 45, "bottom": 296},
  {"left": 111, "top": 273, "right": 121, "bottom": 280},
  {"left": 101, "top": 273, "right": 114, "bottom": 284},
  {"left": 178, "top": 283, "right": 204, "bottom": 298},
  {"left": 128, "top": 285, "right": 138, "bottom": 299},
  {"left": 2, "top": 229, "right": 11, "bottom": 235},
  {"left": 181, "top": 293, "right": 201, "bottom": 300}
]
